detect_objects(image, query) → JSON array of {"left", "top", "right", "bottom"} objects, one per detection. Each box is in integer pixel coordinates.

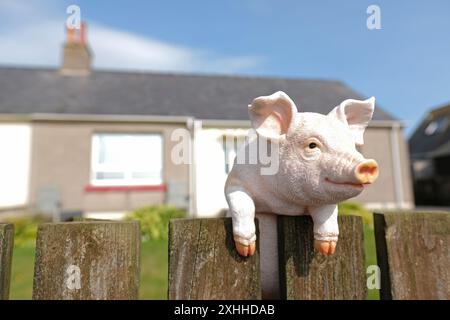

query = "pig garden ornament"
[{"left": 224, "top": 91, "right": 379, "bottom": 298}]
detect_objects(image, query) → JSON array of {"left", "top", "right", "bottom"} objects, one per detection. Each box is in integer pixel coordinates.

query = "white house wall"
[
  {"left": 0, "top": 123, "right": 31, "bottom": 208},
  {"left": 195, "top": 128, "right": 249, "bottom": 217}
]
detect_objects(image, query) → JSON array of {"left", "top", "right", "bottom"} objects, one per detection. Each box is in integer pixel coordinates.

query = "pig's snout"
[{"left": 355, "top": 159, "right": 379, "bottom": 184}]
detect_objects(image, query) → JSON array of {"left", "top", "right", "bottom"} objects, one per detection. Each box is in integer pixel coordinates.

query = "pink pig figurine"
[{"left": 225, "top": 91, "right": 379, "bottom": 298}]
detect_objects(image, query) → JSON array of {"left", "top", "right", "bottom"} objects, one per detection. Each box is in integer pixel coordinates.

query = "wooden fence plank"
[
  {"left": 32, "top": 221, "right": 140, "bottom": 300},
  {"left": 374, "top": 212, "right": 450, "bottom": 300},
  {"left": 168, "top": 217, "right": 261, "bottom": 299},
  {"left": 0, "top": 223, "right": 14, "bottom": 300},
  {"left": 278, "top": 215, "right": 366, "bottom": 300}
]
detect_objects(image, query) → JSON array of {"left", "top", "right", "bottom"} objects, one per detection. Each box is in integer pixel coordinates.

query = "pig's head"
[{"left": 249, "top": 91, "right": 379, "bottom": 205}]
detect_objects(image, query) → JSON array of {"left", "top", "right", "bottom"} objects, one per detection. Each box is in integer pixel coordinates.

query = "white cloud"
[
  {"left": 0, "top": 0, "right": 263, "bottom": 73},
  {"left": 88, "top": 24, "right": 263, "bottom": 73}
]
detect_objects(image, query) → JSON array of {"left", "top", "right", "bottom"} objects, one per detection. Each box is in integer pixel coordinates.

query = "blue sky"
[{"left": 1, "top": 0, "right": 449, "bottom": 136}]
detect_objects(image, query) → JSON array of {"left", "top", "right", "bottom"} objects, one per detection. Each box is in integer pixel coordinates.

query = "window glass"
[
  {"left": 91, "top": 133, "right": 163, "bottom": 186},
  {"left": 425, "top": 117, "right": 449, "bottom": 135},
  {"left": 222, "top": 135, "right": 245, "bottom": 174}
]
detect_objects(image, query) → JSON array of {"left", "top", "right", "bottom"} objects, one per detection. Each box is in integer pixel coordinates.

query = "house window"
[
  {"left": 91, "top": 133, "right": 163, "bottom": 186},
  {"left": 425, "top": 116, "right": 449, "bottom": 135},
  {"left": 222, "top": 135, "right": 245, "bottom": 174}
]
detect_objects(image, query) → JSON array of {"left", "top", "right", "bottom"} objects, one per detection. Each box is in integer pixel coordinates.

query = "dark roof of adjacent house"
[
  {"left": 409, "top": 104, "right": 450, "bottom": 158},
  {"left": 0, "top": 66, "right": 397, "bottom": 121}
]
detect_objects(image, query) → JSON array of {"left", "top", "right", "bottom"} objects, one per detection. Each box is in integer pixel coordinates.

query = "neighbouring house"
[
  {"left": 409, "top": 103, "right": 450, "bottom": 205},
  {"left": 0, "top": 26, "right": 414, "bottom": 219}
]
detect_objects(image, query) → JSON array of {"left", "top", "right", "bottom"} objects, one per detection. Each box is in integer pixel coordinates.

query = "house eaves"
[
  {"left": 0, "top": 113, "right": 193, "bottom": 124},
  {"left": 0, "top": 113, "right": 404, "bottom": 129},
  {"left": 200, "top": 118, "right": 404, "bottom": 128}
]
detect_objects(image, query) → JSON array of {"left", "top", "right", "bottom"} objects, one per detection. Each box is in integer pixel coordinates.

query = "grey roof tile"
[{"left": 0, "top": 66, "right": 397, "bottom": 121}]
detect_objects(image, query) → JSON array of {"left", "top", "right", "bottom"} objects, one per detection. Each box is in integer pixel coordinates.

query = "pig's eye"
[{"left": 308, "top": 142, "right": 317, "bottom": 149}]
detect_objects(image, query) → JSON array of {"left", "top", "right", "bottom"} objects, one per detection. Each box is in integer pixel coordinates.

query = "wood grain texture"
[
  {"left": 33, "top": 221, "right": 140, "bottom": 300},
  {"left": 374, "top": 212, "right": 450, "bottom": 300},
  {"left": 0, "top": 223, "right": 14, "bottom": 300},
  {"left": 168, "top": 218, "right": 261, "bottom": 299},
  {"left": 278, "top": 215, "right": 366, "bottom": 300}
]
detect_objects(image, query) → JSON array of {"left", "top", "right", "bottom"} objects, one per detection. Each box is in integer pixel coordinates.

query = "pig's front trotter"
[
  {"left": 232, "top": 215, "right": 257, "bottom": 257},
  {"left": 314, "top": 239, "right": 337, "bottom": 256},
  {"left": 310, "top": 205, "right": 339, "bottom": 256},
  {"left": 234, "top": 234, "right": 256, "bottom": 257},
  {"left": 225, "top": 188, "right": 257, "bottom": 257}
]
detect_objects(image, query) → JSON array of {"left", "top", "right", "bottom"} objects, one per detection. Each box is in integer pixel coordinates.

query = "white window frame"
[{"left": 90, "top": 132, "right": 163, "bottom": 186}]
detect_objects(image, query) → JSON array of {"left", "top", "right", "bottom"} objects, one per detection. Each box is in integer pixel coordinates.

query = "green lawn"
[
  {"left": 10, "top": 245, "right": 35, "bottom": 299},
  {"left": 138, "top": 240, "right": 169, "bottom": 299},
  {"left": 363, "top": 224, "right": 380, "bottom": 300},
  {"left": 10, "top": 226, "right": 379, "bottom": 300}
]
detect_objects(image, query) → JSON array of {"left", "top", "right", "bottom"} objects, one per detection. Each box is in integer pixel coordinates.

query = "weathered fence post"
[
  {"left": 278, "top": 215, "right": 366, "bottom": 299},
  {"left": 0, "top": 223, "right": 14, "bottom": 300},
  {"left": 374, "top": 212, "right": 450, "bottom": 300},
  {"left": 168, "top": 217, "right": 261, "bottom": 299},
  {"left": 32, "top": 221, "right": 141, "bottom": 300}
]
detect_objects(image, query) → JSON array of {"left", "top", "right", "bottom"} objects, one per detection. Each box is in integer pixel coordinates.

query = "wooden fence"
[
  {"left": 0, "top": 223, "right": 14, "bottom": 300},
  {"left": 374, "top": 212, "right": 450, "bottom": 299},
  {"left": 0, "top": 212, "right": 448, "bottom": 300}
]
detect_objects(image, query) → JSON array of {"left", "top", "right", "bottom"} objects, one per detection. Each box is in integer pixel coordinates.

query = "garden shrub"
[
  {"left": 126, "top": 205, "right": 186, "bottom": 241},
  {"left": 4, "top": 214, "right": 50, "bottom": 247},
  {"left": 338, "top": 202, "right": 373, "bottom": 227}
]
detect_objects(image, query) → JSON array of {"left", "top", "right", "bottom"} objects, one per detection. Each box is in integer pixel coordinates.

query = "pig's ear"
[
  {"left": 328, "top": 97, "right": 375, "bottom": 146},
  {"left": 248, "top": 91, "right": 298, "bottom": 140}
]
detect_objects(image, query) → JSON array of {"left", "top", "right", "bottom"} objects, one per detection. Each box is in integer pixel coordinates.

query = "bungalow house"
[
  {"left": 409, "top": 103, "right": 450, "bottom": 205},
  {"left": 0, "top": 26, "right": 414, "bottom": 219}
]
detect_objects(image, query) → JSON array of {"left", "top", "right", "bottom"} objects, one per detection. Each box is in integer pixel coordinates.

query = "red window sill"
[{"left": 84, "top": 184, "right": 166, "bottom": 192}]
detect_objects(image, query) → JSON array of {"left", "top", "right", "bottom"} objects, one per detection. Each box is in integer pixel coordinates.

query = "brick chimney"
[{"left": 60, "top": 22, "right": 92, "bottom": 75}]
